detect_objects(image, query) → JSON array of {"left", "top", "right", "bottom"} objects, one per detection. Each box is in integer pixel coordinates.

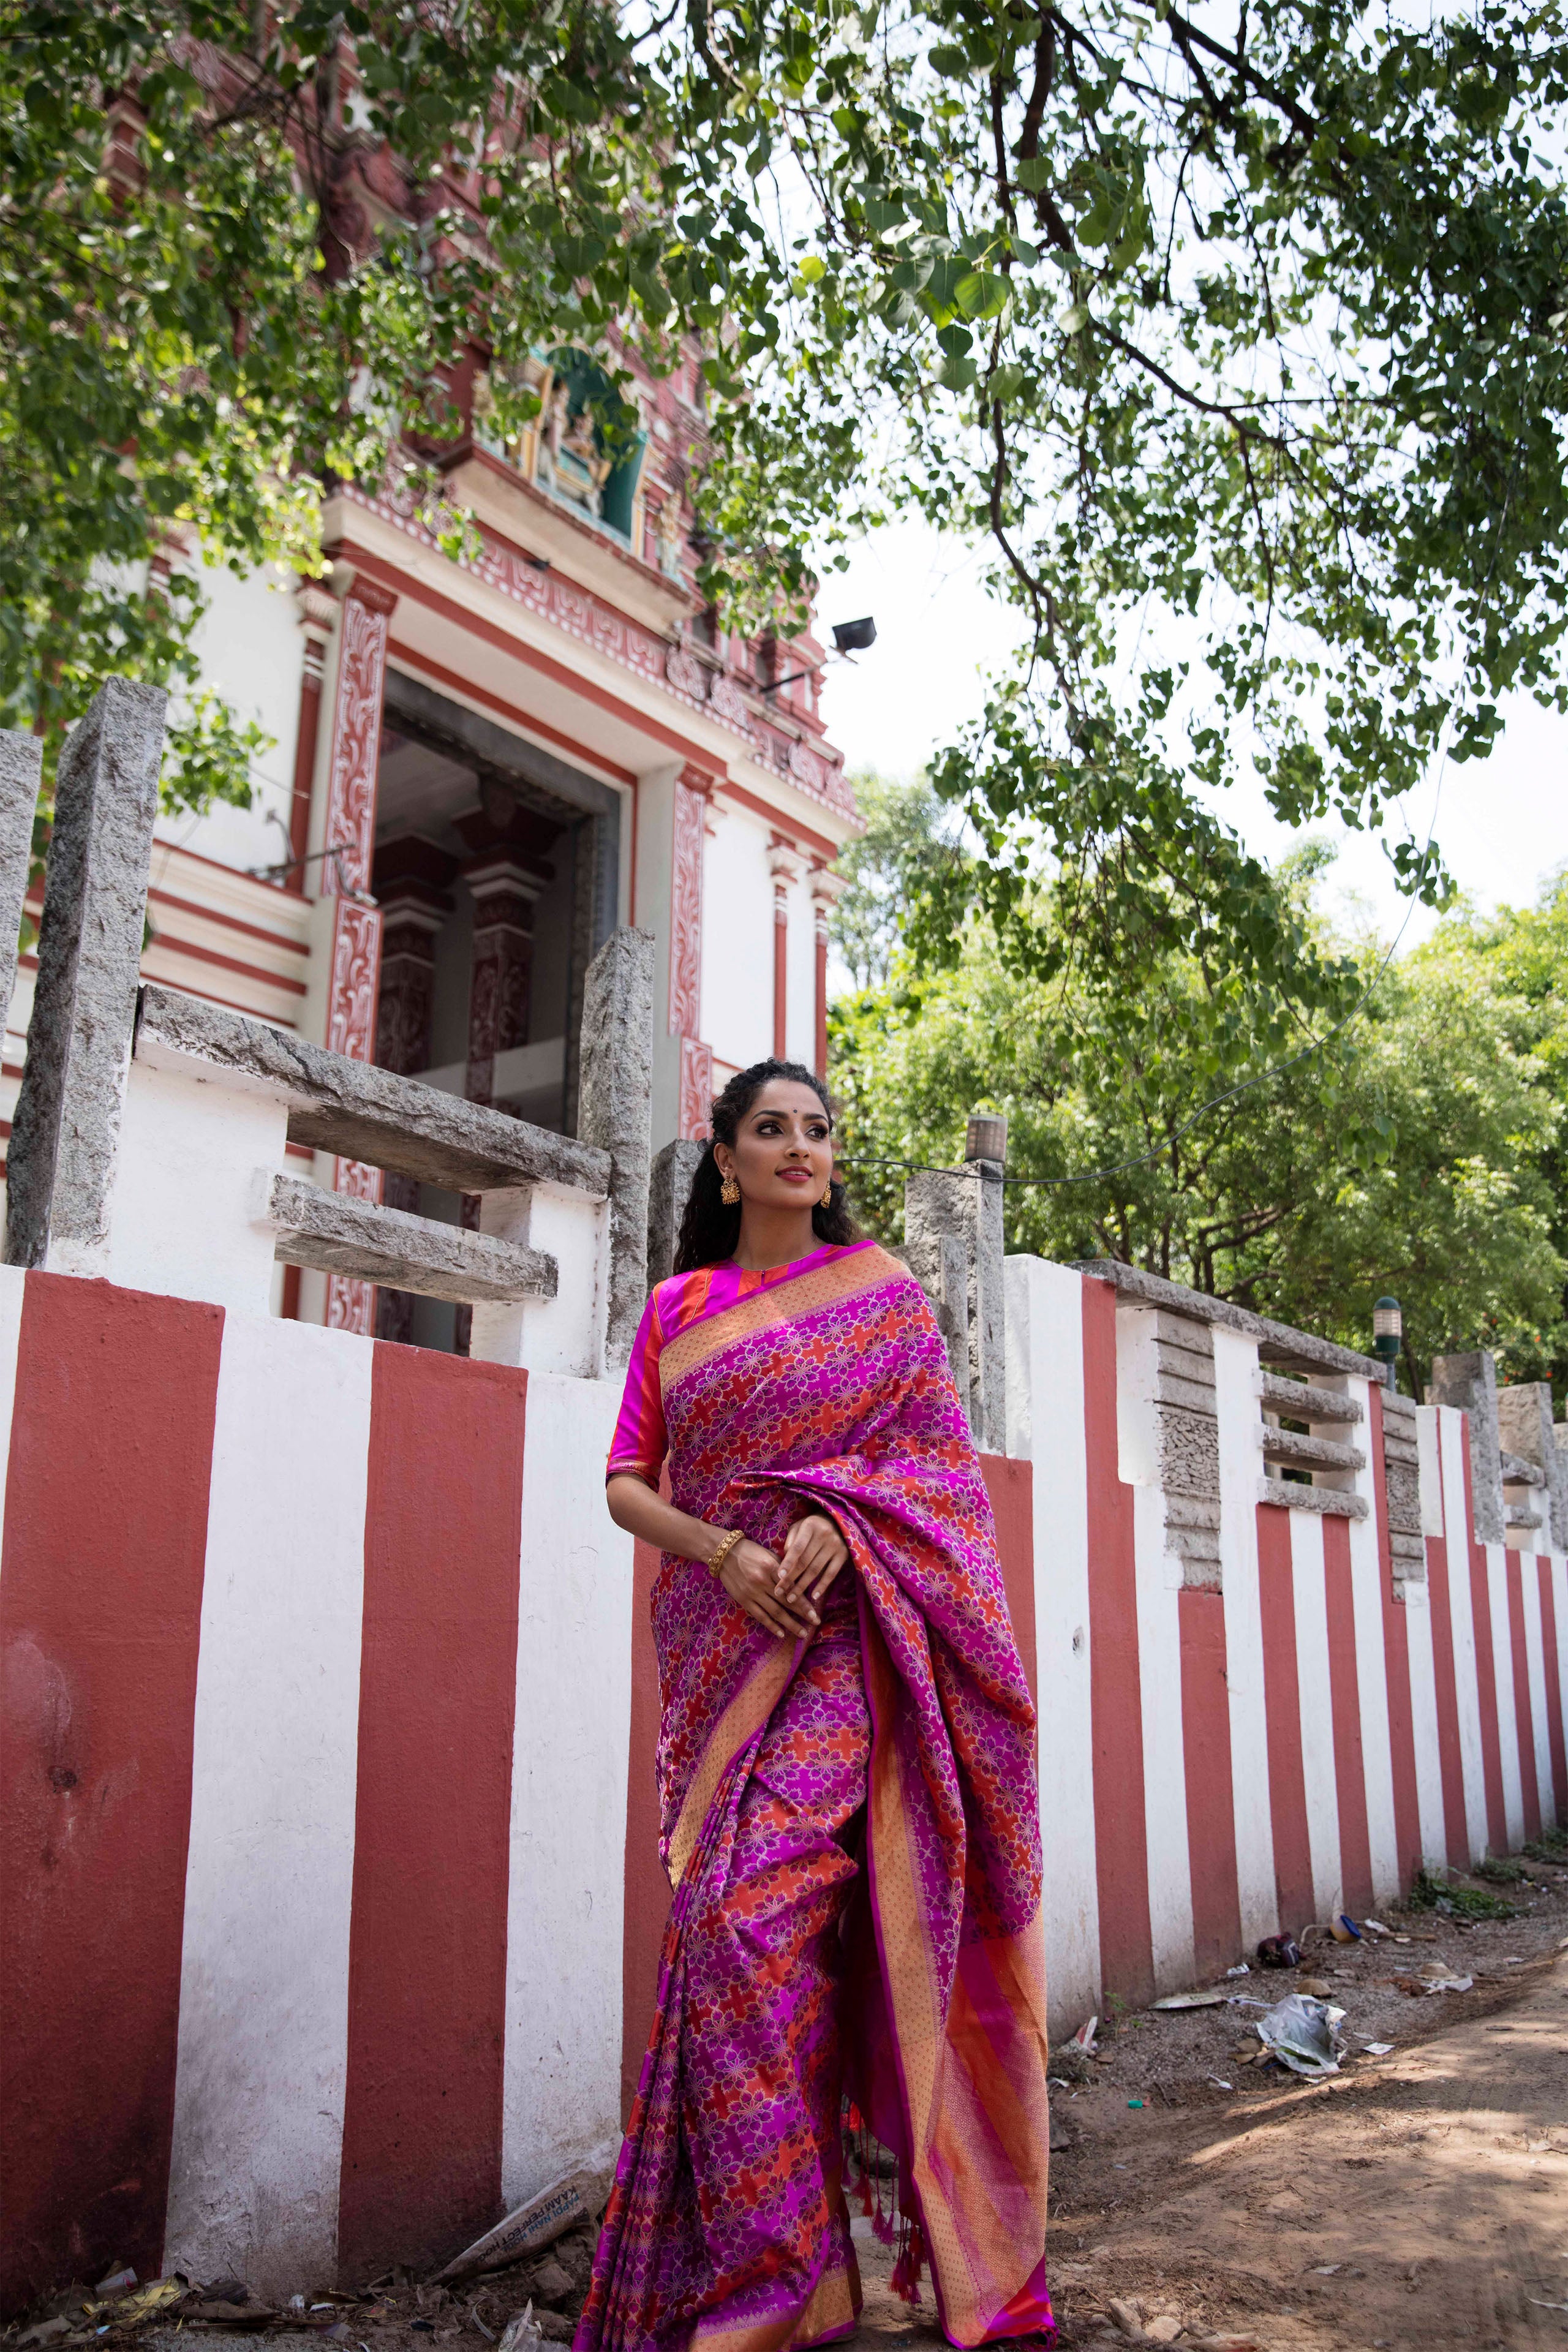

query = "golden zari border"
[
  {"left": 660, "top": 1246, "right": 908, "bottom": 1395},
  {"left": 666, "top": 1639, "right": 797, "bottom": 1888},
  {"left": 692, "top": 2252, "right": 860, "bottom": 2352}
]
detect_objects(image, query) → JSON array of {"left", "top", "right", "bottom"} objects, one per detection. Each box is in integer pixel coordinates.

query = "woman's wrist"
[{"left": 704, "top": 1526, "right": 744, "bottom": 1580}]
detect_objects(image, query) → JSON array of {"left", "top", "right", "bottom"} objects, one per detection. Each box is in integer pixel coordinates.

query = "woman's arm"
[{"left": 606, "top": 1472, "right": 820, "bottom": 1641}]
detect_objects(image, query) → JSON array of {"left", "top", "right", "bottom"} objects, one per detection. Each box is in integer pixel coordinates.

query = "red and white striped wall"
[
  {"left": 2, "top": 1257, "right": 1565, "bottom": 2315},
  {"left": 1002, "top": 1259, "right": 1568, "bottom": 2035}
]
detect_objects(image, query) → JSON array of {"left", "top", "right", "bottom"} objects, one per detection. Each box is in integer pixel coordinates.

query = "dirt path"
[{"left": 858, "top": 1869, "right": 1568, "bottom": 2352}]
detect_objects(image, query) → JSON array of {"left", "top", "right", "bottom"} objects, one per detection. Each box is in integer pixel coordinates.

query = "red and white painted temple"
[{"left": 1, "top": 344, "right": 859, "bottom": 1344}]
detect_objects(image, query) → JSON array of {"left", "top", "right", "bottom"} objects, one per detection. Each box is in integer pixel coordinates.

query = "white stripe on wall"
[
  {"left": 1403, "top": 1576, "right": 1446, "bottom": 1869},
  {"left": 1004, "top": 1257, "right": 1099, "bottom": 2040},
  {"left": 1345, "top": 1379, "right": 1398, "bottom": 1904},
  {"left": 1488, "top": 1547, "right": 1524, "bottom": 1852},
  {"left": 1415, "top": 1406, "right": 1444, "bottom": 1539},
  {"left": 1436, "top": 1408, "right": 1489, "bottom": 1867},
  {"left": 503, "top": 1373, "right": 634, "bottom": 2206},
  {"left": 166, "top": 1317, "right": 373, "bottom": 2293},
  {"left": 1288, "top": 1512, "right": 1343, "bottom": 1921},
  {"left": 0, "top": 1264, "right": 29, "bottom": 1581},
  {"left": 1212, "top": 1325, "right": 1276, "bottom": 1950},
  {"left": 1133, "top": 1479, "right": 1194, "bottom": 1994},
  {"left": 1550, "top": 1558, "right": 1568, "bottom": 1825}
]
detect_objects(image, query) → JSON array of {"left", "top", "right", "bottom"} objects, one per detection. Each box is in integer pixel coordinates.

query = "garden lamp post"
[{"left": 1373, "top": 1297, "right": 1402, "bottom": 1392}]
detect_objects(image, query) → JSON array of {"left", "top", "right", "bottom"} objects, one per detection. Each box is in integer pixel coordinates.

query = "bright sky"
[{"left": 814, "top": 515, "right": 1568, "bottom": 947}]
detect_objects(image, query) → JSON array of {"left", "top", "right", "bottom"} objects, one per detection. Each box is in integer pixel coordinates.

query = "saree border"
[
  {"left": 660, "top": 1244, "right": 908, "bottom": 1396},
  {"left": 666, "top": 1637, "right": 799, "bottom": 1887}
]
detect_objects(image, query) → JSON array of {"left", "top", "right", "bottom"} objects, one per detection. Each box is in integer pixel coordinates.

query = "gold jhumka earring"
[
  {"left": 820, "top": 1181, "right": 834, "bottom": 1207},
  {"left": 720, "top": 1170, "right": 741, "bottom": 1205}
]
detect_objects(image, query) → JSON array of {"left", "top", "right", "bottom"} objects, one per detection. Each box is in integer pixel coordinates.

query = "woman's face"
[{"left": 717, "top": 1079, "right": 834, "bottom": 1210}]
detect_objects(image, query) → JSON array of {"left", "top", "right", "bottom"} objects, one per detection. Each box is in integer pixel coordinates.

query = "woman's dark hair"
[{"left": 673, "top": 1058, "right": 858, "bottom": 1273}]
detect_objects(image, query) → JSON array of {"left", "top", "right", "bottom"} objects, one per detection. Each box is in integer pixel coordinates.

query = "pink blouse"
[{"left": 606, "top": 1241, "right": 876, "bottom": 1487}]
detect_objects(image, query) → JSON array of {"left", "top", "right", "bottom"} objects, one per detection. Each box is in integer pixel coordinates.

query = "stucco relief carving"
[
  {"left": 679, "top": 1035, "right": 714, "bottom": 1142},
  {"left": 788, "top": 739, "right": 826, "bottom": 793},
  {"left": 665, "top": 646, "right": 708, "bottom": 701},
  {"left": 668, "top": 778, "right": 705, "bottom": 1038},
  {"left": 322, "top": 579, "right": 397, "bottom": 895},
  {"left": 325, "top": 897, "right": 383, "bottom": 1064},
  {"left": 707, "top": 674, "right": 751, "bottom": 734}
]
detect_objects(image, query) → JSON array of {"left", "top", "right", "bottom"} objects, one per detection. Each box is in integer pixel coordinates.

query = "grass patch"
[
  {"left": 1522, "top": 1825, "right": 1568, "bottom": 1863},
  {"left": 1405, "top": 1863, "right": 1517, "bottom": 1920},
  {"left": 1476, "top": 1855, "right": 1527, "bottom": 1883}
]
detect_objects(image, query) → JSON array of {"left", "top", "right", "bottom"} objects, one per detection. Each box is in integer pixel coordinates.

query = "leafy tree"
[
  {"left": 829, "top": 771, "right": 951, "bottom": 988},
  {"left": 830, "top": 891, "right": 1564, "bottom": 1396}
]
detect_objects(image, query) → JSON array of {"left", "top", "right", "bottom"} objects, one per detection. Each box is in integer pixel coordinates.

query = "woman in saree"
[{"left": 576, "top": 1061, "right": 1053, "bottom": 2352}]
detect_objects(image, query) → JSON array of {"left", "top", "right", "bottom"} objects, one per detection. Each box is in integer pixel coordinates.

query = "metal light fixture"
[
  {"left": 1373, "top": 1296, "right": 1402, "bottom": 1391},
  {"left": 760, "top": 616, "right": 878, "bottom": 696}
]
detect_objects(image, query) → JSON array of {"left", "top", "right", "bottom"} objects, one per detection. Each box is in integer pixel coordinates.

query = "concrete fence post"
[
  {"left": 577, "top": 925, "right": 655, "bottom": 1367},
  {"left": 1495, "top": 1379, "right": 1568, "bottom": 1552},
  {"left": 6, "top": 680, "right": 167, "bottom": 1274},
  {"left": 1429, "top": 1348, "right": 1506, "bottom": 1546},
  {"left": 648, "top": 1137, "right": 706, "bottom": 1287},
  {"left": 903, "top": 1150, "right": 1006, "bottom": 1450},
  {"left": 0, "top": 732, "right": 42, "bottom": 1037}
]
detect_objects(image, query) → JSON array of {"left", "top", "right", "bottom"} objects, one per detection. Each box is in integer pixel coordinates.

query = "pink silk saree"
[{"left": 578, "top": 1240, "right": 1052, "bottom": 2352}]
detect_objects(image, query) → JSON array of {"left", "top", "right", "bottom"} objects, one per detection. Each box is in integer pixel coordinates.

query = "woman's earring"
[
  {"left": 720, "top": 1170, "right": 740, "bottom": 1206},
  {"left": 820, "top": 1180, "right": 834, "bottom": 1207}
]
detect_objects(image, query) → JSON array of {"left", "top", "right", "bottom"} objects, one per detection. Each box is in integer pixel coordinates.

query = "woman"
[{"left": 576, "top": 1061, "right": 1052, "bottom": 2352}]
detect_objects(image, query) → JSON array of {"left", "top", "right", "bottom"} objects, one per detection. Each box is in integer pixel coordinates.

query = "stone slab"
[
  {"left": 1257, "top": 1477, "right": 1369, "bottom": 1521},
  {"left": 7, "top": 679, "right": 168, "bottom": 1272},
  {"left": 1076, "top": 1257, "right": 1382, "bottom": 1379},
  {"left": 0, "top": 730, "right": 41, "bottom": 1035},
  {"left": 263, "top": 1172, "right": 557, "bottom": 1302},
  {"left": 1259, "top": 1370, "right": 1364, "bottom": 1425},
  {"left": 1430, "top": 1349, "right": 1506, "bottom": 1546},
  {"left": 649, "top": 1138, "right": 704, "bottom": 1286},
  {"left": 577, "top": 926, "right": 654, "bottom": 1365},
  {"left": 135, "top": 984, "right": 611, "bottom": 1197},
  {"left": 1260, "top": 1426, "right": 1366, "bottom": 1475}
]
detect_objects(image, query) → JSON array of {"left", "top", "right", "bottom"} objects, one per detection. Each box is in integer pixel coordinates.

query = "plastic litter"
[
  {"left": 1208, "top": 2077, "right": 1234, "bottom": 2090},
  {"left": 1070, "top": 2014, "right": 1099, "bottom": 2049},
  {"left": 1362, "top": 2040, "right": 1395, "bottom": 2056},
  {"left": 1225, "top": 1962, "right": 1250, "bottom": 1977},
  {"left": 94, "top": 2272, "right": 138, "bottom": 2302},
  {"left": 1152, "top": 1989, "right": 1225, "bottom": 2009},
  {"left": 1362, "top": 1918, "right": 1392, "bottom": 1937},
  {"left": 1127, "top": 2097, "right": 1145, "bottom": 2108},
  {"left": 497, "top": 2307, "right": 544, "bottom": 2352},
  {"left": 1256, "top": 1992, "right": 1346, "bottom": 2078},
  {"left": 1329, "top": 1913, "right": 1363, "bottom": 1942},
  {"left": 1256, "top": 1933, "right": 1302, "bottom": 1968}
]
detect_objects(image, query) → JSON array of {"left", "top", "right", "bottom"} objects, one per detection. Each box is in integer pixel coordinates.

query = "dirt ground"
[{"left": 15, "top": 1856, "right": 1568, "bottom": 2352}]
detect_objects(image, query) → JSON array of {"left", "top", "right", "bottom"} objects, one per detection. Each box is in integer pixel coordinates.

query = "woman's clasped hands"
[{"left": 716, "top": 1512, "right": 849, "bottom": 1641}]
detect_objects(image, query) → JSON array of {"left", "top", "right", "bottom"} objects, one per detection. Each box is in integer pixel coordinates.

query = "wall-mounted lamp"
[
  {"left": 1373, "top": 1296, "right": 1403, "bottom": 1391},
  {"left": 760, "top": 615, "right": 878, "bottom": 696}
]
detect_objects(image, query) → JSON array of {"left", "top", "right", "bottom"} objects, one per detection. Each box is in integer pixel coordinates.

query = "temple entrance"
[{"left": 371, "top": 668, "right": 622, "bottom": 1349}]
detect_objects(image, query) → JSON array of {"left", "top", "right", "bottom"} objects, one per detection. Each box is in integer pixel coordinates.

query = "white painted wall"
[
  {"left": 166, "top": 559, "right": 307, "bottom": 878},
  {"left": 108, "top": 1058, "right": 288, "bottom": 1313},
  {"left": 503, "top": 1373, "right": 634, "bottom": 2204},
  {"left": 166, "top": 1316, "right": 373, "bottom": 2294},
  {"left": 1003, "top": 1256, "right": 1099, "bottom": 2038},
  {"left": 701, "top": 800, "right": 774, "bottom": 1074},
  {"left": 784, "top": 864, "right": 815, "bottom": 1065},
  {"left": 473, "top": 1182, "right": 609, "bottom": 1379},
  {"left": 1438, "top": 1410, "right": 1491, "bottom": 1861},
  {"left": 1289, "top": 1512, "right": 1344, "bottom": 1921},
  {"left": 1213, "top": 1326, "right": 1277, "bottom": 1949}
]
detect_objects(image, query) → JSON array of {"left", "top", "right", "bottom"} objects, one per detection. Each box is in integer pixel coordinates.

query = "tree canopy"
[
  {"left": 7, "top": 0, "right": 1568, "bottom": 1030},
  {"left": 829, "top": 782, "right": 1567, "bottom": 1393}
]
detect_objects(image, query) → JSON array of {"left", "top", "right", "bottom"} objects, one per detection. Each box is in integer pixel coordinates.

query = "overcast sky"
[{"left": 814, "top": 515, "right": 1567, "bottom": 948}]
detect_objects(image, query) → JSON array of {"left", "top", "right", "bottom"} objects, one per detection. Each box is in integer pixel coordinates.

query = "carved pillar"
[
  {"left": 768, "top": 842, "right": 797, "bottom": 1063},
  {"left": 288, "top": 584, "right": 336, "bottom": 891},
  {"left": 463, "top": 851, "right": 545, "bottom": 1105},
  {"left": 372, "top": 848, "right": 454, "bottom": 1345},
  {"left": 319, "top": 572, "right": 398, "bottom": 1334},
  {"left": 671, "top": 769, "right": 712, "bottom": 1137}
]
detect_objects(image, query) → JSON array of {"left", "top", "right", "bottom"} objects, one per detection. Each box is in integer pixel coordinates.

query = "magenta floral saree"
[{"left": 578, "top": 1240, "right": 1052, "bottom": 2352}]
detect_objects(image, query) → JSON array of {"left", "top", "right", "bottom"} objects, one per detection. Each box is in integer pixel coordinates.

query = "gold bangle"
[{"left": 706, "top": 1528, "right": 744, "bottom": 1579}]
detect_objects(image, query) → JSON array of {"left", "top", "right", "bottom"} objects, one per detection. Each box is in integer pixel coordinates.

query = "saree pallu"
[{"left": 578, "top": 1240, "right": 1052, "bottom": 2352}]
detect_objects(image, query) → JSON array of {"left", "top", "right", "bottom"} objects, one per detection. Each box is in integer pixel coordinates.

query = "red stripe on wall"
[
  {"left": 1424, "top": 1531, "right": 1471, "bottom": 1869},
  {"left": 1082, "top": 1278, "right": 1154, "bottom": 2008},
  {"left": 1368, "top": 1389, "right": 1421, "bottom": 1889},
  {"left": 621, "top": 1535, "right": 669, "bottom": 2125},
  {"left": 982, "top": 1453, "right": 1038, "bottom": 1706},
  {"left": 0, "top": 1276, "right": 222, "bottom": 2313},
  {"left": 1538, "top": 1561, "right": 1567, "bottom": 1828},
  {"left": 1505, "top": 1555, "right": 1541, "bottom": 1842},
  {"left": 1255, "top": 1504, "right": 1314, "bottom": 1934},
  {"left": 1321, "top": 1515, "right": 1374, "bottom": 1918},
  {"left": 337, "top": 1348, "right": 526, "bottom": 2282},
  {"left": 1178, "top": 1586, "right": 1242, "bottom": 1980}
]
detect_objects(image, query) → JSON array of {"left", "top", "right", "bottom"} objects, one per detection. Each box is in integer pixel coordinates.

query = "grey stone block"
[
  {"left": 1430, "top": 1349, "right": 1506, "bottom": 1546},
  {"left": 0, "top": 731, "right": 42, "bottom": 1036},
  {"left": 1389, "top": 1526, "right": 1427, "bottom": 1582},
  {"left": 1260, "top": 1426, "right": 1366, "bottom": 1476},
  {"left": 1154, "top": 1398, "right": 1221, "bottom": 1498},
  {"left": 263, "top": 1173, "right": 556, "bottom": 1303},
  {"left": 1384, "top": 1460, "right": 1423, "bottom": 1539},
  {"left": 648, "top": 1138, "right": 705, "bottom": 1286},
  {"left": 1258, "top": 1476, "right": 1368, "bottom": 1521},
  {"left": 577, "top": 926, "right": 654, "bottom": 1366},
  {"left": 1076, "top": 1257, "right": 1382, "bottom": 1379},
  {"left": 1496, "top": 1380, "right": 1568, "bottom": 1550},
  {"left": 1166, "top": 1493, "right": 1223, "bottom": 1586},
  {"left": 1260, "top": 1370, "right": 1364, "bottom": 1426},
  {"left": 905, "top": 1163, "right": 1005, "bottom": 1449},
  {"left": 135, "top": 983, "right": 611, "bottom": 1198},
  {"left": 7, "top": 679, "right": 167, "bottom": 1272}
]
